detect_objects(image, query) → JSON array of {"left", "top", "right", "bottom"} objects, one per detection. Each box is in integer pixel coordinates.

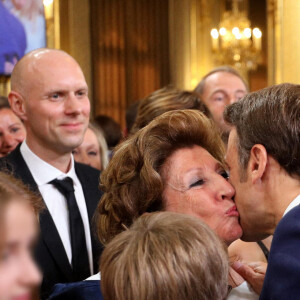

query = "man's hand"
[{"left": 232, "top": 261, "right": 267, "bottom": 295}]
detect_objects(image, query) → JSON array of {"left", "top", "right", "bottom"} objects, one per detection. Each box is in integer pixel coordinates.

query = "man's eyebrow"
[{"left": 211, "top": 89, "right": 226, "bottom": 95}]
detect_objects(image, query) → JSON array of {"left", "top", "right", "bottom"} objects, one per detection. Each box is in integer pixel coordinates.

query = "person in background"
[
  {"left": 0, "top": 171, "right": 43, "bottom": 300},
  {"left": 94, "top": 115, "right": 122, "bottom": 154},
  {"left": 0, "top": 1, "right": 26, "bottom": 74},
  {"left": 0, "top": 48, "right": 103, "bottom": 299},
  {"left": 101, "top": 212, "right": 229, "bottom": 300},
  {"left": 130, "top": 86, "right": 211, "bottom": 135},
  {"left": 0, "top": 96, "right": 26, "bottom": 157},
  {"left": 124, "top": 100, "right": 140, "bottom": 137},
  {"left": 73, "top": 122, "right": 109, "bottom": 171},
  {"left": 194, "top": 66, "right": 248, "bottom": 144}
]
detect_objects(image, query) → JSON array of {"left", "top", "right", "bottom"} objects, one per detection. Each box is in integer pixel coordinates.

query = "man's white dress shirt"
[
  {"left": 283, "top": 194, "right": 300, "bottom": 217},
  {"left": 21, "top": 141, "right": 93, "bottom": 274}
]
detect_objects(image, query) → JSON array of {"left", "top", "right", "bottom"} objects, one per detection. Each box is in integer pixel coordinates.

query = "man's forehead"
[{"left": 205, "top": 72, "right": 246, "bottom": 90}]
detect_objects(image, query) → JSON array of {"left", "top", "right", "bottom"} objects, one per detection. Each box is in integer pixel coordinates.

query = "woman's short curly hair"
[{"left": 97, "top": 109, "right": 224, "bottom": 244}]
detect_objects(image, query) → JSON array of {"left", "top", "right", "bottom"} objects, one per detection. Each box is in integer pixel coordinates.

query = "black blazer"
[
  {"left": 0, "top": 145, "right": 103, "bottom": 299},
  {"left": 48, "top": 280, "right": 103, "bottom": 300},
  {"left": 260, "top": 204, "right": 300, "bottom": 300}
]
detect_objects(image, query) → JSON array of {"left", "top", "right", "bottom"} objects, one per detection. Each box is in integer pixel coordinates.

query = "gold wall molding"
[
  {"left": 268, "top": 0, "right": 300, "bottom": 84},
  {"left": 169, "top": 0, "right": 222, "bottom": 90}
]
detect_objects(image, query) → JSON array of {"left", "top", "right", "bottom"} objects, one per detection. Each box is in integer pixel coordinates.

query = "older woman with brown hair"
[{"left": 99, "top": 109, "right": 237, "bottom": 241}]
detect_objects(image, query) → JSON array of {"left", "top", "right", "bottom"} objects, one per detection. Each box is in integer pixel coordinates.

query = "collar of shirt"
[
  {"left": 283, "top": 193, "right": 300, "bottom": 217},
  {"left": 20, "top": 141, "right": 78, "bottom": 187}
]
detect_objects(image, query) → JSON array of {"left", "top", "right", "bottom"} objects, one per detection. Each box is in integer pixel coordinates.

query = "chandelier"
[{"left": 210, "top": 0, "right": 262, "bottom": 71}]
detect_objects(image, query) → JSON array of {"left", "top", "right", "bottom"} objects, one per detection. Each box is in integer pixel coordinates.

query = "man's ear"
[
  {"left": 248, "top": 144, "right": 268, "bottom": 184},
  {"left": 8, "top": 91, "right": 27, "bottom": 121}
]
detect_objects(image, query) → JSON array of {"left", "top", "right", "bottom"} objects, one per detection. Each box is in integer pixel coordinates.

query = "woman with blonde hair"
[
  {"left": 101, "top": 211, "right": 229, "bottom": 300},
  {"left": 73, "top": 122, "right": 109, "bottom": 171}
]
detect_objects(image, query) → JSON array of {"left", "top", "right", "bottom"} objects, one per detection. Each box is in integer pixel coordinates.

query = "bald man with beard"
[{"left": 0, "top": 49, "right": 103, "bottom": 299}]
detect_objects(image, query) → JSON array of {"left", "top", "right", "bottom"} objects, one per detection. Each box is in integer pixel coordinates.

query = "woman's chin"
[
  {"left": 220, "top": 226, "right": 243, "bottom": 246},
  {"left": 11, "top": 292, "right": 31, "bottom": 300}
]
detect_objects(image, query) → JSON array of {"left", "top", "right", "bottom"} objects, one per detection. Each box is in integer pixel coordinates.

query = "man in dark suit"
[
  {"left": 0, "top": 48, "right": 102, "bottom": 299},
  {"left": 224, "top": 83, "right": 300, "bottom": 299}
]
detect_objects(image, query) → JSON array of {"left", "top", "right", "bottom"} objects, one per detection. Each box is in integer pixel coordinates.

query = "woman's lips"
[{"left": 226, "top": 205, "right": 239, "bottom": 217}]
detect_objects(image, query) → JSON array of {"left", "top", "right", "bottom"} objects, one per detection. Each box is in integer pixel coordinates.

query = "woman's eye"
[
  {"left": 220, "top": 171, "right": 229, "bottom": 180},
  {"left": 10, "top": 127, "right": 20, "bottom": 134},
  {"left": 88, "top": 151, "right": 97, "bottom": 156},
  {"left": 189, "top": 179, "right": 204, "bottom": 188}
]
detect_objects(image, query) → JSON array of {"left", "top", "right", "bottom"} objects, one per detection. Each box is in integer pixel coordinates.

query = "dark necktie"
[{"left": 50, "top": 177, "right": 90, "bottom": 280}]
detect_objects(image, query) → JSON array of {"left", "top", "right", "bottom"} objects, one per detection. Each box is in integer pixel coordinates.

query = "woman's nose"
[
  {"left": 3, "top": 133, "right": 16, "bottom": 147},
  {"left": 21, "top": 254, "right": 42, "bottom": 286},
  {"left": 218, "top": 176, "right": 235, "bottom": 201}
]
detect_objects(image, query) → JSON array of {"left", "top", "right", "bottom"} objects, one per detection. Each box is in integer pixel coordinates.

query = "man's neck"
[
  {"left": 268, "top": 173, "right": 300, "bottom": 226},
  {"left": 25, "top": 139, "right": 72, "bottom": 173}
]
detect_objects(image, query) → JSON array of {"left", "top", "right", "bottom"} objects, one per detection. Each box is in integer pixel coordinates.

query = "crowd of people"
[{"left": 0, "top": 47, "right": 299, "bottom": 300}]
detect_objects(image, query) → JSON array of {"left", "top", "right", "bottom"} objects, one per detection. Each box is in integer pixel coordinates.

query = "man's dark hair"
[{"left": 224, "top": 83, "right": 300, "bottom": 178}]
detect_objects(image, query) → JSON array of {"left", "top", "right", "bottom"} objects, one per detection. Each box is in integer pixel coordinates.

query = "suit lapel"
[
  {"left": 3, "top": 146, "right": 73, "bottom": 280},
  {"left": 75, "top": 163, "right": 102, "bottom": 271},
  {"left": 75, "top": 163, "right": 99, "bottom": 223}
]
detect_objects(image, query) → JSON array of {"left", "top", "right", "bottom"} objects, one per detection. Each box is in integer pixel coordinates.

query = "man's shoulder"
[
  {"left": 275, "top": 204, "right": 300, "bottom": 235},
  {"left": 0, "top": 146, "right": 27, "bottom": 175},
  {"left": 260, "top": 204, "right": 300, "bottom": 299},
  {"left": 74, "top": 162, "right": 102, "bottom": 199},
  {"left": 74, "top": 162, "right": 101, "bottom": 181}
]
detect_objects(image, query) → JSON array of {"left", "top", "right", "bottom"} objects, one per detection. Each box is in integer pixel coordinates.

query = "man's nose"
[
  {"left": 229, "top": 95, "right": 237, "bottom": 105},
  {"left": 64, "top": 94, "right": 81, "bottom": 115}
]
